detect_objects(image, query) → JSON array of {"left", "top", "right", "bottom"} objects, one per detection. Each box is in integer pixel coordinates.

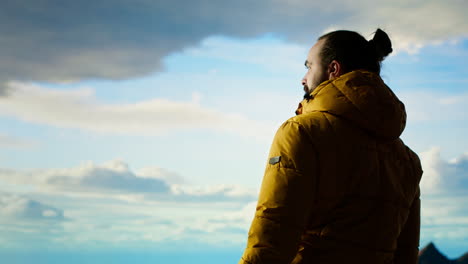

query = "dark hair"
[{"left": 318, "top": 28, "right": 393, "bottom": 74}]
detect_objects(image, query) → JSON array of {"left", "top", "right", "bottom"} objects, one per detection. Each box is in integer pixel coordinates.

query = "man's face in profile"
[{"left": 302, "top": 39, "right": 329, "bottom": 96}]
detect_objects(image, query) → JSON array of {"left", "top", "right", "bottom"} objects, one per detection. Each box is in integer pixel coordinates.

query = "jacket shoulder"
[
  {"left": 405, "top": 145, "right": 423, "bottom": 183},
  {"left": 286, "top": 111, "right": 334, "bottom": 134},
  {"left": 282, "top": 112, "right": 339, "bottom": 148}
]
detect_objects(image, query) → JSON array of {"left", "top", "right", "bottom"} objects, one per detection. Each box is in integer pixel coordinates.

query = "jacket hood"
[{"left": 296, "top": 70, "right": 406, "bottom": 140}]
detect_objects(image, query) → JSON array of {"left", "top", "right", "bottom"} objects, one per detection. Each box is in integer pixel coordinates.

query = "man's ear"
[{"left": 327, "top": 60, "right": 343, "bottom": 79}]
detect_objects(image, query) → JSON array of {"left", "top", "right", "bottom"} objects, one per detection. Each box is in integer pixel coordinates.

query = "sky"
[{"left": 1, "top": 0, "right": 468, "bottom": 263}]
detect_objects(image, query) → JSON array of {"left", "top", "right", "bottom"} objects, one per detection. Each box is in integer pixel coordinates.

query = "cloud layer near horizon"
[
  {"left": 0, "top": 159, "right": 258, "bottom": 250},
  {"left": 0, "top": 160, "right": 257, "bottom": 203},
  {"left": 1, "top": 0, "right": 467, "bottom": 94},
  {"left": 1, "top": 148, "right": 468, "bottom": 250}
]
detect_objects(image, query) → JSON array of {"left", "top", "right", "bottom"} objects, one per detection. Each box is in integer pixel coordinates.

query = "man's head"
[{"left": 302, "top": 29, "right": 393, "bottom": 95}]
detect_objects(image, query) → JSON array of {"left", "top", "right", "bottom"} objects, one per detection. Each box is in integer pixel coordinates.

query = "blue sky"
[{"left": 1, "top": 0, "right": 468, "bottom": 263}]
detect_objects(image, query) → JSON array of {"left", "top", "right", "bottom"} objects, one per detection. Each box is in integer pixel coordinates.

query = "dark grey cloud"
[
  {"left": 0, "top": 160, "right": 256, "bottom": 202},
  {"left": 1, "top": 0, "right": 467, "bottom": 94},
  {"left": 46, "top": 166, "right": 171, "bottom": 193},
  {"left": 0, "top": 160, "right": 170, "bottom": 194},
  {"left": 39, "top": 160, "right": 171, "bottom": 193},
  {"left": 1, "top": 0, "right": 193, "bottom": 84}
]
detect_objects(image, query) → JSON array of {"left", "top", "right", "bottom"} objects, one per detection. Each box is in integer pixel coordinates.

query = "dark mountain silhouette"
[
  {"left": 419, "top": 242, "right": 451, "bottom": 264},
  {"left": 418, "top": 242, "right": 468, "bottom": 264},
  {"left": 455, "top": 252, "right": 468, "bottom": 264}
]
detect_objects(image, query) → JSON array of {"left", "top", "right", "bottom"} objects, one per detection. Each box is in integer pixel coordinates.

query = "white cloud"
[
  {"left": 0, "top": 193, "right": 64, "bottom": 221},
  {"left": 420, "top": 148, "right": 468, "bottom": 195},
  {"left": 0, "top": 82, "right": 272, "bottom": 138},
  {"left": 328, "top": 0, "right": 468, "bottom": 53}
]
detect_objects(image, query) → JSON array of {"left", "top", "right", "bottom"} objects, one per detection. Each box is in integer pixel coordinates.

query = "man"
[{"left": 239, "top": 29, "right": 422, "bottom": 264}]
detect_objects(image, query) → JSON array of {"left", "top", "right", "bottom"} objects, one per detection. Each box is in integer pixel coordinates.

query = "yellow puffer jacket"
[{"left": 239, "top": 70, "right": 423, "bottom": 264}]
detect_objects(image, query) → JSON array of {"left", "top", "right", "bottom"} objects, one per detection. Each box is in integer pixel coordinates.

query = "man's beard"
[
  {"left": 304, "top": 74, "right": 328, "bottom": 99},
  {"left": 303, "top": 86, "right": 313, "bottom": 100},
  {"left": 303, "top": 85, "right": 310, "bottom": 99}
]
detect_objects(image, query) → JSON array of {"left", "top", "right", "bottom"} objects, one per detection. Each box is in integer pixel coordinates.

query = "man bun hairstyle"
[
  {"left": 318, "top": 28, "right": 393, "bottom": 74},
  {"left": 368, "top": 29, "right": 393, "bottom": 62}
]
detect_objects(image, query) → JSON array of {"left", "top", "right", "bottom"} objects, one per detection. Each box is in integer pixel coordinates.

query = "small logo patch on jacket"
[{"left": 269, "top": 156, "right": 281, "bottom": 165}]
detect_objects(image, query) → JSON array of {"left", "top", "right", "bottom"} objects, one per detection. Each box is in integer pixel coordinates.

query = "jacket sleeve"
[
  {"left": 394, "top": 147, "right": 422, "bottom": 264},
  {"left": 239, "top": 121, "right": 318, "bottom": 264},
  {"left": 393, "top": 188, "right": 421, "bottom": 264}
]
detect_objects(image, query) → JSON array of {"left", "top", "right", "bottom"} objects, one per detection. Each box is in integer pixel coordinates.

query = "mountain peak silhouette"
[{"left": 418, "top": 242, "right": 453, "bottom": 264}]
